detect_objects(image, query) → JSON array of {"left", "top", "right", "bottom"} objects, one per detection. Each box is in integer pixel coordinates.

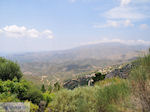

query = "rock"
[
  {"left": 105, "top": 63, "right": 134, "bottom": 79},
  {"left": 63, "top": 63, "right": 135, "bottom": 89},
  {"left": 63, "top": 77, "right": 91, "bottom": 90}
]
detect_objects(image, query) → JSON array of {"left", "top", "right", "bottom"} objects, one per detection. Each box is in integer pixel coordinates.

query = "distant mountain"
[{"left": 6, "top": 42, "right": 148, "bottom": 83}]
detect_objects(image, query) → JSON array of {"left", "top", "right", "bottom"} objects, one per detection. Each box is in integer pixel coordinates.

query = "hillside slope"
[{"left": 6, "top": 43, "right": 147, "bottom": 84}]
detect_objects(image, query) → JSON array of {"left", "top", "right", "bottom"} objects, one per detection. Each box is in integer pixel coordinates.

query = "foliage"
[
  {"left": 53, "top": 82, "right": 61, "bottom": 92},
  {"left": 92, "top": 72, "right": 105, "bottom": 84},
  {"left": 25, "top": 100, "right": 39, "bottom": 112},
  {"left": 0, "top": 79, "right": 30, "bottom": 100},
  {"left": 47, "top": 78, "right": 129, "bottom": 112},
  {"left": 48, "top": 84, "right": 53, "bottom": 93},
  {"left": 0, "top": 78, "right": 43, "bottom": 104},
  {"left": 1, "top": 53, "right": 150, "bottom": 111},
  {"left": 47, "top": 87, "right": 97, "bottom": 112},
  {"left": 0, "top": 57, "right": 22, "bottom": 81},
  {"left": 95, "top": 81, "right": 130, "bottom": 112},
  {"left": 43, "top": 92, "right": 55, "bottom": 107},
  {"left": 41, "top": 84, "right": 46, "bottom": 93},
  {"left": 95, "top": 77, "right": 123, "bottom": 87},
  {"left": 0, "top": 92, "right": 19, "bottom": 102},
  {"left": 129, "top": 54, "right": 150, "bottom": 112},
  {"left": 26, "top": 87, "right": 43, "bottom": 104}
]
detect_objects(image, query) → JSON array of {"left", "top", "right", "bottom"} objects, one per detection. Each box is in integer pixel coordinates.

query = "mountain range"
[{"left": 4, "top": 42, "right": 148, "bottom": 85}]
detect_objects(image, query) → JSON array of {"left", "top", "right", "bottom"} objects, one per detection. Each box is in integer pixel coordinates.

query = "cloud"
[
  {"left": 81, "top": 38, "right": 150, "bottom": 46},
  {"left": 123, "top": 19, "right": 134, "bottom": 27},
  {"left": 0, "top": 25, "right": 53, "bottom": 39},
  {"left": 95, "top": 0, "right": 150, "bottom": 29},
  {"left": 69, "top": 0, "right": 76, "bottom": 3},
  {"left": 69, "top": 0, "right": 96, "bottom": 3},
  {"left": 140, "top": 24, "right": 149, "bottom": 30},
  {"left": 94, "top": 19, "right": 133, "bottom": 28},
  {"left": 104, "top": 6, "right": 147, "bottom": 20},
  {"left": 120, "top": 0, "right": 131, "bottom": 6},
  {"left": 94, "top": 20, "right": 119, "bottom": 28}
]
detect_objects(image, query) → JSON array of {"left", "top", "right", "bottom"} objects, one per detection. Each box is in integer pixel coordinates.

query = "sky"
[{"left": 0, "top": 0, "right": 150, "bottom": 53}]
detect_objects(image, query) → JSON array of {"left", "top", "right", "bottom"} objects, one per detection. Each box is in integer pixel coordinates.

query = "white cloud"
[
  {"left": 140, "top": 24, "right": 149, "bottom": 30},
  {"left": 0, "top": 25, "right": 53, "bottom": 39},
  {"left": 27, "top": 29, "right": 39, "bottom": 38},
  {"left": 104, "top": 6, "right": 146, "bottom": 20},
  {"left": 69, "top": 0, "right": 76, "bottom": 3},
  {"left": 0, "top": 29, "right": 3, "bottom": 33},
  {"left": 123, "top": 19, "right": 134, "bottom": 27},
  {"left": 94, "top": 19, "right": 133, "bottom": 28},
  {"left": 42, "top": 30, "right": 53, "bottom": 39},
  {"left": 81, "top": 38, "right": 150, "bottom": 46},
  {"left": 97, "top": 0, "right": 150, "bottom": 29},
  {"left": 94, "top": 20, "right": 119, "bottom": 28},
  {"left": 120, "top": 0, "right": 131, "bottom": 6}
]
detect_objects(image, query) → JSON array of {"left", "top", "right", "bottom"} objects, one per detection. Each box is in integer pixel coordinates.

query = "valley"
[{"left": 4, "top": 43, "right": 148, "bottom": 86}]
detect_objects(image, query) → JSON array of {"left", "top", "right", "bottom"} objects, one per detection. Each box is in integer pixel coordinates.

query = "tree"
[
  {"left": 92, "top": 72, "right": 105, "bottom": 84},
  {"left": 41, "top": 84, "right": 46, "bottom": 93},
  {"left": 48, "top": 84, "right": 53, "bottom": 93},
  {"left": 26, "top": 88, "right": 43, "bottom": 104},
  {"left": 0, "top": 57, "right": 22, "bottom": 81},
  {"left": 54, "top": 82, "right": 61, "bottom": 91}
]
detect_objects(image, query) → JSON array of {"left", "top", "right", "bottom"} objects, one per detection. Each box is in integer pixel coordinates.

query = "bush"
[
  {"left": 47, "top": 87, "right": 97, "bottom": 112},
  {"left": 0, "top": 79, "right": 30, "bottom": 100},
  {"left": 0, "top": 92, "right": 19, "bottom": 102},
  {"left": 95, "top": 81, "right": 130, "bottom": 112},
  {"left": 26, "top": 87, "right": 43, "bottom": 104},
  {"left": 41, "top": 84, "right": 46, "bottom": 93},
  {"left": 0, "top": 57, "right": 22, "bottom": 81},
  {"left": 25, "top": 100, "right": 39, "bottom": 112},
  {"left": 47, "top": 77, "right": 130, "bottom": 112},
  {"left": 92, "top": 72, "right": 105, "bottom": 84},
  {"left": 43, "top": 92, "right": 55, "bottom": 107},
  {"left": 0, "top": 79, "right": 43, "bottom": 104},
  {"left": 129, "top": 55, "right": 150, "bottom": 112},
  {"left": 95, "top": 77, "right": 123, "bottom": 87}
]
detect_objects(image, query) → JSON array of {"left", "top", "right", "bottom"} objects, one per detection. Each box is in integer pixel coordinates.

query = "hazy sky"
[{"left": 0, "top": 0, "right": 150, "bottom": 53}]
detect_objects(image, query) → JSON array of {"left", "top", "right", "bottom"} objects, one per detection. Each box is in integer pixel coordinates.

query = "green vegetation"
[
  {"left": 45, "top": 78, "right": 130, "bottom": 112},
  {"left": 41, "top": 84, "right": 46, "bottom": 93},
  {"left": 0, "top": 57, "right": 22, "bottom": 81},
  {"left": 45, "top": 53, "right": 150, "bottom": 112},
  {"left": 92, "top": 72, "right": 105, "bottom": 84},
  {"left": 0, "top": 51, "right": 150, "bottom": 112},
  {"left": 129, "top": 54, "right": 150, "bottom": 112},
  {"left": 0, "top": 57, "right": 43, "bottom": 111}
]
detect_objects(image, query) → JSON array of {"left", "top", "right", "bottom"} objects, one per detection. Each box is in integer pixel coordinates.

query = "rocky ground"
[{"left": 63, "top": 63, "right": 135, "bottom": 89}]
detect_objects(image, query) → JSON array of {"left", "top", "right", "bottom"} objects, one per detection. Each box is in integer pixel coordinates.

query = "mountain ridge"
[{"left": 4, "top": 42, "right": 148, "bottom": 85}]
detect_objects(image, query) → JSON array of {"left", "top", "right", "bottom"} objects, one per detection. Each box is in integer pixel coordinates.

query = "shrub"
[
  {"left": 53, "top": 82, "right": 61, "bottom": 92},
  {"left": 129, "top": 55, "right": 150, "bottom": 112},
  {"left": 0, "top": 93, "right": 19, "bottom": 102},
  {"left": 0, "top": 79, "right": 43, "bottom": 104},
  {"left": 95, "top": 81, "right": 130, "bottom": 112},
  {"left": 26, "top": 87, "right": 43, "bottom": 104},
  {"left": 0, "top": 79, "right": 30, "bottom": 100},
  {"left": 47, "top": 78, "right": 130, "bottom": 112},
  {"left": 48, "top": 87, "right": 97, "bottom": 112},
  {"left": 0, "top": 57, "right": 22, "bottom": 81},
  {"left": 95, "top": 77, "right": 123, "bottom": 87},
  {"left": 25, "top": 100, "right": 39, "bottom": 112},
  {"left": 41, "top": 84, "right": 46, "bottom": 93},
  {"left": 92, "top": 72, "right": 105, "bottom": 84},
  {"left": 43, "top": 92, "right": 55, "bottom": 107}
]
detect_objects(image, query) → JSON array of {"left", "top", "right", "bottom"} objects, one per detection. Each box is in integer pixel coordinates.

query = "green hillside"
[{"left": 0, "top": 51, "right": 150, "bottom": 111}]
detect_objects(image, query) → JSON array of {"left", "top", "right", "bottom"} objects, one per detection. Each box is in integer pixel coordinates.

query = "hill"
[
  {"left": 0, "top": 49, "right": 150, "bottom": 112},
  {"left": 5, "top": 42, "right": 148, "bottom": 85}
]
